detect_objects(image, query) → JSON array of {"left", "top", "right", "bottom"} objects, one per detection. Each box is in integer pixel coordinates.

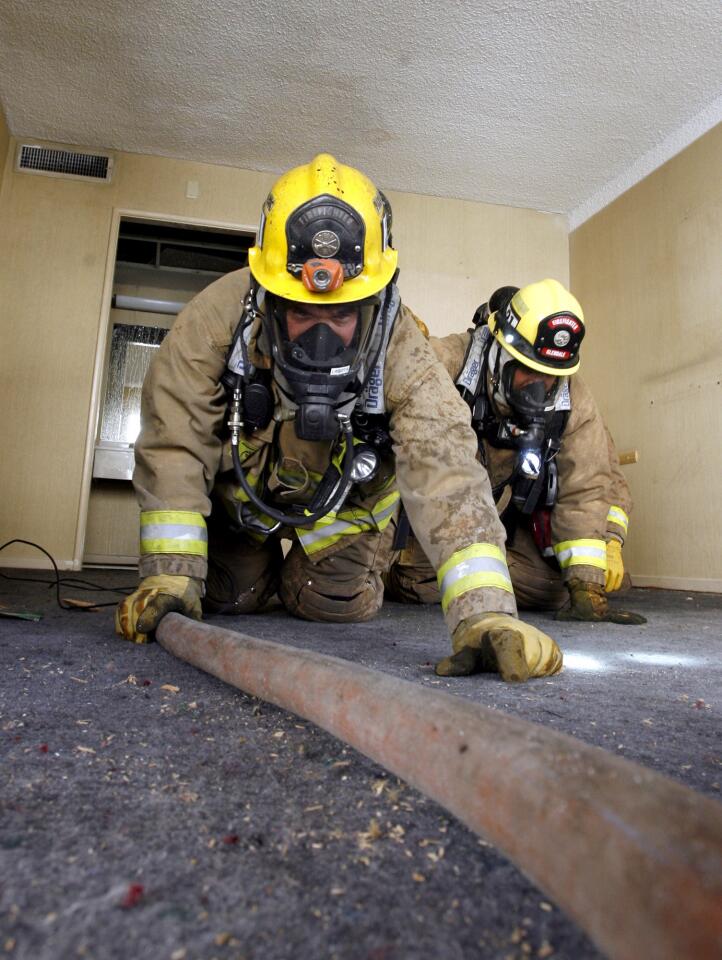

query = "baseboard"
[
  {"left": 0, "top": 556, "right": 79, "bottom": 571},
  {"left": 631, "top": 575, "right": 722, "bottom": 594},
  {"left": 83, "top": 555, "right": 138, "bottom": 568}
]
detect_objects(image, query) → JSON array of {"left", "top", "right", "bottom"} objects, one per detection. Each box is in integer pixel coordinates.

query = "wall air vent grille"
[{"left": 17, "top": 145, "right": 113, "bottom": 182}]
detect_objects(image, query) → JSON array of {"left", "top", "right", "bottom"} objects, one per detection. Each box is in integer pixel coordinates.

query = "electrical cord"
[{"left": 0, "top": 539, "right": 135, "bottom": 610}]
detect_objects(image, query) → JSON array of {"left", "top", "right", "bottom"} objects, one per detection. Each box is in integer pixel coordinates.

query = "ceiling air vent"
[{"left": 17, "top": 144, "right": 113, "bottom": 183}]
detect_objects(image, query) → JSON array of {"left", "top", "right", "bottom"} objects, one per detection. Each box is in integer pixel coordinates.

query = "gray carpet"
[{"left": 1, "top": 570, "right": 720, "bottom": 960}]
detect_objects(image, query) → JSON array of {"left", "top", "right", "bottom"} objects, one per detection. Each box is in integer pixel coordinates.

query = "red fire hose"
[{"left": 157, "top": 613, "right": 722, "bottom": 960}]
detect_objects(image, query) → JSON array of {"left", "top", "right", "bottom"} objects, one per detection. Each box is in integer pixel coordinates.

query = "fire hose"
[{"left": 156, "top": 613, "right": 722, "bottom": 960}]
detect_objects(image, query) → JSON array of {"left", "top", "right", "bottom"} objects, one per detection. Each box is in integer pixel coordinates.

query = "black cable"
[
  {"left": 229, "top": 285, "right": 393, "bottom": 529},
  {"left": 0, "top": 539, "right": 134, "bottom": 610},
  {"left": 231, "top": 416, "right": 355, "bottom": 528}
]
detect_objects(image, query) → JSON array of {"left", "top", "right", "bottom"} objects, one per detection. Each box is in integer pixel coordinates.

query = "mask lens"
[
  {"left": 503, "top": 362, "right": 560, "bottom": 418},
  {"left": 510, "top": 366, "right": 557, "bottom": 400}
]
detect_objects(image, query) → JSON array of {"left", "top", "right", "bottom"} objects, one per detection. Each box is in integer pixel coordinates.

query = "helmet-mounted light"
[{"left": 301, "top": 258, "right": 344, "bottom": 293}]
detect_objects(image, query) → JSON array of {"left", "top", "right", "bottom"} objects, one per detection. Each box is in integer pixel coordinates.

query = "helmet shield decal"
[
  {"left": 286, "top": 195, "right": 365, "bottom": 281},
  {"left": 533, "top": 313, "right": 584, "bottom": 365}
]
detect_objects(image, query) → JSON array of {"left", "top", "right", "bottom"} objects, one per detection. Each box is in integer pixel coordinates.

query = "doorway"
[{"left": 82, "top": 215, "right": 255, "bottom": 566}]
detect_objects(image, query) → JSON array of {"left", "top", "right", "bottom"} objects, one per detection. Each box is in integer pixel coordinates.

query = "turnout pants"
[
  {"left": 385, "top": 524, "right": 567, "bottom": 612},
  {"left": 204, "top": 503, "right": 400, "bottom": 624}
]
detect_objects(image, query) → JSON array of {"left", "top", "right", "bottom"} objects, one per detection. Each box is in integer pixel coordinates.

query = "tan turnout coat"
[
  {"left": 133, "top": 269, "right": 518, "bottom": 631},
  {"left": 430, "top": 331, "right": 633, "bottom": 585}
]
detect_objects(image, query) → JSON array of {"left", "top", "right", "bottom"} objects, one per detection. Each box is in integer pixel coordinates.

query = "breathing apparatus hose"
[
  {"left": 227, "top": 281, "right": 394, "bottom": 529},
  {"left": 230, "top": 415, "right": 356, "bottom": 528}
]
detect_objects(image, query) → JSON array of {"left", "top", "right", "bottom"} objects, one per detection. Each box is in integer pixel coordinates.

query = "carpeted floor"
[{"left": 1, "top": 570, "right": 720, "bottom": 960}]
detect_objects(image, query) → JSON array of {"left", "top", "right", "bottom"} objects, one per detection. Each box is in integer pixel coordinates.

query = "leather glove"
[
  {"left": 555, "top": 578, "right": 646, "bottom": 625},
  {"left": 115, "top": 575, "right": 203, "bottom": 643},
  {"left": 435, "top": 613, "right": 563, "bottom": 682},
  {"left": 604, "top": 538, "right": 625, "bottom": 592}
]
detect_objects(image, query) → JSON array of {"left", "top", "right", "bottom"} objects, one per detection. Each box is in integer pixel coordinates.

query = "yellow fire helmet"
[
  {"left": 248, "top": 153, "right": 398, "bottom": 305},
  {"left": 488, "top": 278, "right": 585, "bottom": 375}
]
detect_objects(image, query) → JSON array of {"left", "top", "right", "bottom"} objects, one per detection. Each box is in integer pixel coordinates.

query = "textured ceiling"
[{"left": 1, "top": 0, "right": 720, "bottom": 225}]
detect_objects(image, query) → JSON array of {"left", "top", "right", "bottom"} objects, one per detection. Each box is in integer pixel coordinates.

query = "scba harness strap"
[
  {"left": 455, "top": 325, "right": 572, "bottom": 555},
  {"left": 220, "top": 286, "right": 398, "bottom": 545}
]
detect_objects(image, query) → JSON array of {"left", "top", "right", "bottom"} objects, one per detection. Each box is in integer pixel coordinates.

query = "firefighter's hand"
[
  {"left": 115, "top": 575, "right": 203, "bottom": 643},
  {"left": 604, "top": 539, "right": 625, "bottom": 592},
  {"left": 435, "top": 613, "right": 563, "bottom": 682},
  {"left": 555, "top": 578, "right": 646, "bottom": 625}
]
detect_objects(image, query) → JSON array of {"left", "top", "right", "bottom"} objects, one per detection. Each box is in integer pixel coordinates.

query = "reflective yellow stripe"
[
  {"left": 553, "top": 538, "right": 607, "bottom": 570},
  {"left": 141, "top": 510, "right": 205, "bottom": 526},
  {"left": 140, "top": 538, "right": 208, "bottom": 556},
  {"left": 230, "top": 466, "right": 264, "bottom": 502},
  {"left": 297, "top": 490, "right": 400, "bottom": 556},
  {"left": 606, "top": 505, "right": 629, "bottom": 534},
  {"left": 236, "top": 438, "right": 261, "bottom": 462},
  {"left": 371, "top": 490, "right": 400, "bottom": 526},
  {"left": 299, "top": 515, "right": 367, "bottom": 555},
  {"left": 139, "top": 510, "right": 207, "bottom": 557},
  {"left": 437, "top": 543, "right": 513, "bottom": 613}
]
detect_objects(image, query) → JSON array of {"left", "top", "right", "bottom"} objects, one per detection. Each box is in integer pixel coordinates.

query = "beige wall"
[
  {"left": 0, "top": 140, "right": 568, "bottom": 568},
  {"left": 388, "top": 189, "right": 568, "bottom": 333},
  {"left": 0, "top": 101, "right": 10, "bottom": 201},
  {"left": 570, "top": 124, "right": 722, "bottom": 591}
]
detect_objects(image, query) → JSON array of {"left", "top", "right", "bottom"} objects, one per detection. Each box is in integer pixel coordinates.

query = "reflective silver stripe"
[
  {"left": 372, "top": 498, "right": 399, "bottom": 525},
  {"left": 298, "top": 516, "right": 366, "bottom": 548},
  {"left": 554, "top": 544, "right": 606, "bottom": 567},
  {"left": 607, "top": 506, "right": 629, "bottom": 531},
  {"left": 439, "top": 555, "right": 512, "bottom": 598},
  {"left": 140, "top": 524, "right": 208, "bottom": 543}
]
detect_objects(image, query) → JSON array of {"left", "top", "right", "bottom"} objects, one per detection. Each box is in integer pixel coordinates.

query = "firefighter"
[
  {"left": 115, "top": 155, "right": 563, "bottom": 683},
  {"left": 385, "top": 279, "right": 646, "bottom": 656}
]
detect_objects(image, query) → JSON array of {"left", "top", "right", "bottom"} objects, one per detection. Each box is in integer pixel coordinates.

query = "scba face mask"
[
  {"left": 285, "top": 308, "right": 360, "bottom": 368},
  {"left": 501, "top": 360, "right": 561, "bottom": 423},
  {"left": 266, "top": 294, "right": 379, "bottom": 441}
]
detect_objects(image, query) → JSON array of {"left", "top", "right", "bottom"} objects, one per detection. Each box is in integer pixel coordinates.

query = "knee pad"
[
  {"left": 508, "top": 556, "right": 566, "bottom": 611},
  {"left": 279, "top": 547, "right": 384, "bottom": 623},
  {"left": 383, "top": 563, "right": 440, "bottom": 604},
  {"left": 204, "top": 538, "right": 282, "bottom": 615}
]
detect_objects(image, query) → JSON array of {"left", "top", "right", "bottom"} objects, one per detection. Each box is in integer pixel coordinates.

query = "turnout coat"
[{"left": 133, "top": 268, "right": 519, "bottom": 632}]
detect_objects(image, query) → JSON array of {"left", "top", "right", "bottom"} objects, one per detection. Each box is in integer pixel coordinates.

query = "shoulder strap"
[
  {"left": 357, "top": 284, "right": 401, "bottom": 415},
  {"left": 456, "top": 325, "right": 490, "bottom": 397}
]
